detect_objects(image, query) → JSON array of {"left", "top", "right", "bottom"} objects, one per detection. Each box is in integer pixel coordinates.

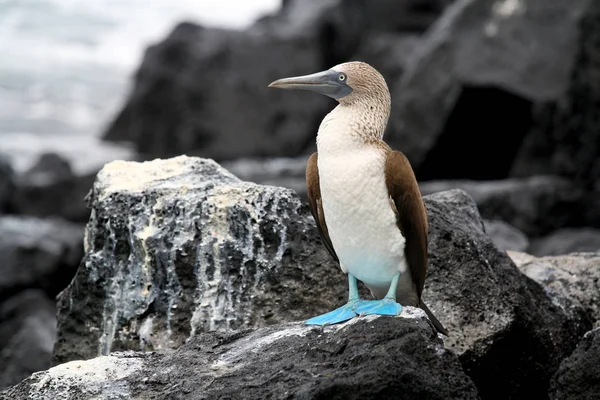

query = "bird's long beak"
[{"left": 268, "top": 70, "right": 352, "bottom": 99}]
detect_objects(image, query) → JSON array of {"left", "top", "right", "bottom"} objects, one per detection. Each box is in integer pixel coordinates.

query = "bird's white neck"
[{"left": 316, "top": 100, "right": 390, "bottom": 156}]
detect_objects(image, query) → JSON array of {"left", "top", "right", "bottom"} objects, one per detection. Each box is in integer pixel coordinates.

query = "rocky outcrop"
[
  {"left": 509, "top": 251, "right": 600, "bottom": 328},
  {"left": 420, "top": 175, "right": 585, "bottom": 237},
  {"left": 549, "top": 328, "right": 600, "bottom": 400},
  {"left": 528, "top": 228, "right": 600, "bottom": 256},
  {"left": 421, "top": 189, "right": 590, "bottom": 400},
  {"left": 53, "top": 156, "right": 348, "bottom": 364},
  {"left": 0, "top": 216, "right": 83, "bottom": 300},
  {"left": 6, "top": 314, "right": 481, "bottom": 400},
  {"left": 50, "top": 156, "right": 591, "bottom": 399},
  {"left": 0, "top": 291, "right": 56, "bottom": 389}
]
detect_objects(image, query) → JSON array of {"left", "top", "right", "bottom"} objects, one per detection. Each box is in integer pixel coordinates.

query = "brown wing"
[
  {"left": 384, "top": 150, "right": 428, "bottom": 299},
  {"left": 306, "top": 152, "right": 338, "bottom": 262}
]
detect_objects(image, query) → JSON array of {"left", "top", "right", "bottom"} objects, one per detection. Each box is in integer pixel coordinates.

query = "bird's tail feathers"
[{"left": 419, "top": 300, "right": 449, "bottom": 336}]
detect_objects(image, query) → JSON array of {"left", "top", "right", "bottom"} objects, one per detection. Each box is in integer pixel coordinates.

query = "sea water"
[{"left": 0, "top": 0, "right": 278, "bottom": 174}]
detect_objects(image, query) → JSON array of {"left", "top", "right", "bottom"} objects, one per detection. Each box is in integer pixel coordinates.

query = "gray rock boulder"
[
  {"left": 7, "top": 314, "right": 481, "bottom": 400},
  {"left": 420, "top": 175, "right": 585, "bottom": 237},
  {"left": 11, "top": 149, "right": 118, "bottom": 224},
  {"left": 528, "top": 228, "right": 600, "bottom": 256},
  {"left": 53, "top": 156, "right": 347, "bottom": 364},
  {"left": 549, "top": 328, "right": 600, "bottom": 400},
  {"left": 386, "top": 0, "right": 595, "bottom": 181},
  {"left": 0, "top": 216, "right": 84, "bottom": 299},
  {"left": 483, "top": 219, "right": 529, "bottom": 252},
  {"left": 103, "top": 1, "right": 339, "bottom": 161},
  {"left": 51, "top": 156, "right": 592, "bottom": 399},
  {"left": 422, "top": 189, "right": 590, "bottom": 400},
  {"left": 0, "top": 290, "right": 56, "bottom": 389},
  {"left": 509, "top": 251, "right": 600, "bottom": 328}
]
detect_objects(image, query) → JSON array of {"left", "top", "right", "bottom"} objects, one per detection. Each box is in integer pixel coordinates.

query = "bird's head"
[{"left": 268, "top": 61, "right": 389, "bottom": 106}]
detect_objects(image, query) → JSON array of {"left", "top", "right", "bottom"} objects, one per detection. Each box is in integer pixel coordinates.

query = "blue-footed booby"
[{"left": 268, "top": 61, "right": 447, "bottom": 335}]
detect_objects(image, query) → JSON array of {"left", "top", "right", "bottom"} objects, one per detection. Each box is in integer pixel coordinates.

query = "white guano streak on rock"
[
  {"left": 215, "top": 324, "right": 311, "bottom": 367},
  {"left": 191, "top": 184, "right": 291, "bottom": 334},
  {"left": 98, "top": 221, "right": 121, "bottom": 356},
  {"left": 96, "top": 156, "right": 197, "bottom": 201},
  {"left": 30, "top": 355, "right": 143, "bottom": 399}
]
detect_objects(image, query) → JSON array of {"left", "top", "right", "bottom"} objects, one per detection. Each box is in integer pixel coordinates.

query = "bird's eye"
[{"left": 338, "top": 73, "right": 346, "bottom": 82}]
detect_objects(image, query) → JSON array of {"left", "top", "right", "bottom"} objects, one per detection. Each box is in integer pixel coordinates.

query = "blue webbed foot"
[
  {"left": 305, "top": 300, "right": 373, "bottom": 326},
  {"left": 353, "top": 298, "right": 402, "bottom": 317}
]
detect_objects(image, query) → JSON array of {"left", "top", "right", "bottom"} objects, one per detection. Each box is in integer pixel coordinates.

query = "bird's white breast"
[{"left": 317, "top": 143, "right": 407, "bottom": 292}]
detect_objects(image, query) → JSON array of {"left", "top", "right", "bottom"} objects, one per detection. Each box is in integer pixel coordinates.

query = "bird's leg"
[
  {"left": 305, "top": 274, "right": 365, "bottom": 325},
  {"left": 353, "top": 272, "right": 403, "bottom": 316}
]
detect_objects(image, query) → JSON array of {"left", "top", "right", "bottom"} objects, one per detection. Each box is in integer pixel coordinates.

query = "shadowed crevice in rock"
[{"left": 418, "top": 86, "right": 533, "bottom": 181}]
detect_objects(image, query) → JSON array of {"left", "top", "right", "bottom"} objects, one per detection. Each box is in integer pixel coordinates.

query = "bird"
[{"left": 268, "top": 61, "right": 447, "bottom": 335}]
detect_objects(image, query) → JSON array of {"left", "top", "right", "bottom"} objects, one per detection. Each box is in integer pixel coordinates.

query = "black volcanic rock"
[
  {"left": 103, "top": 1, "right": 338, "bottom": 161},
  {"left": 52, "top": 156, "right": 349, "bottom": 365},
  {"left": 11, "top": 153, "right": 96, "bottom": 222},
  {"left": 509, "top": 251, "right": 600, "bottom": 328},
  {"left": 421, "top": 189, "right": 591, "bottom": 400},
  {"left": 7, "top": 315, "right": 481, "bottom": 400},
  {"left": 0, "top": 290, "right": 56, "bottom": 389},
  {"left": 0, "top": 216, "right": 84, "bottom": 300},
  {"left": 549, "top": 328, "right": 600, "bottom": 400},
  {"left": 102, "top": 0, "right": 456, "bottom": 162},
  {"left": 386, "top": 0, "right": 596, "bottom": 182},
  {"left": 51, "top": 156, "right": 590, "bottom": 400}
]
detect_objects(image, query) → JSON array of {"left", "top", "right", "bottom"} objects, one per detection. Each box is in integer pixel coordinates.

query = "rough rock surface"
[
  {"left": 482, "top": 219, "right": 529, "bottom": 252},
  {"left": 0, "top": 290, "right": 56, "bottom": 389},
  {"left": 528, "top": 228, "right": 600, "bottom": 256},
  {"left": 549, "top": 328, "right": 600, "bottom": 400},
  {"left": 421, "top": 189, "right": 590, "bottom": 400},
  {"left": 53, "top": 156, "right": 348, "bottom": 364},
  {"left": 0, "top": 216, "right": 84, "bottom": 300},
  {"left": 7, "top": 314, "right": 481, "bottom": 400},
  {"left": 420, "top": 175, "right": 585, "bottom": 237},
  {"left": 52, "top": 156, "right": 591, "bottom": 399},
  {"left": 509, "top": 251, "right": 600, "bottom": 328}
]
